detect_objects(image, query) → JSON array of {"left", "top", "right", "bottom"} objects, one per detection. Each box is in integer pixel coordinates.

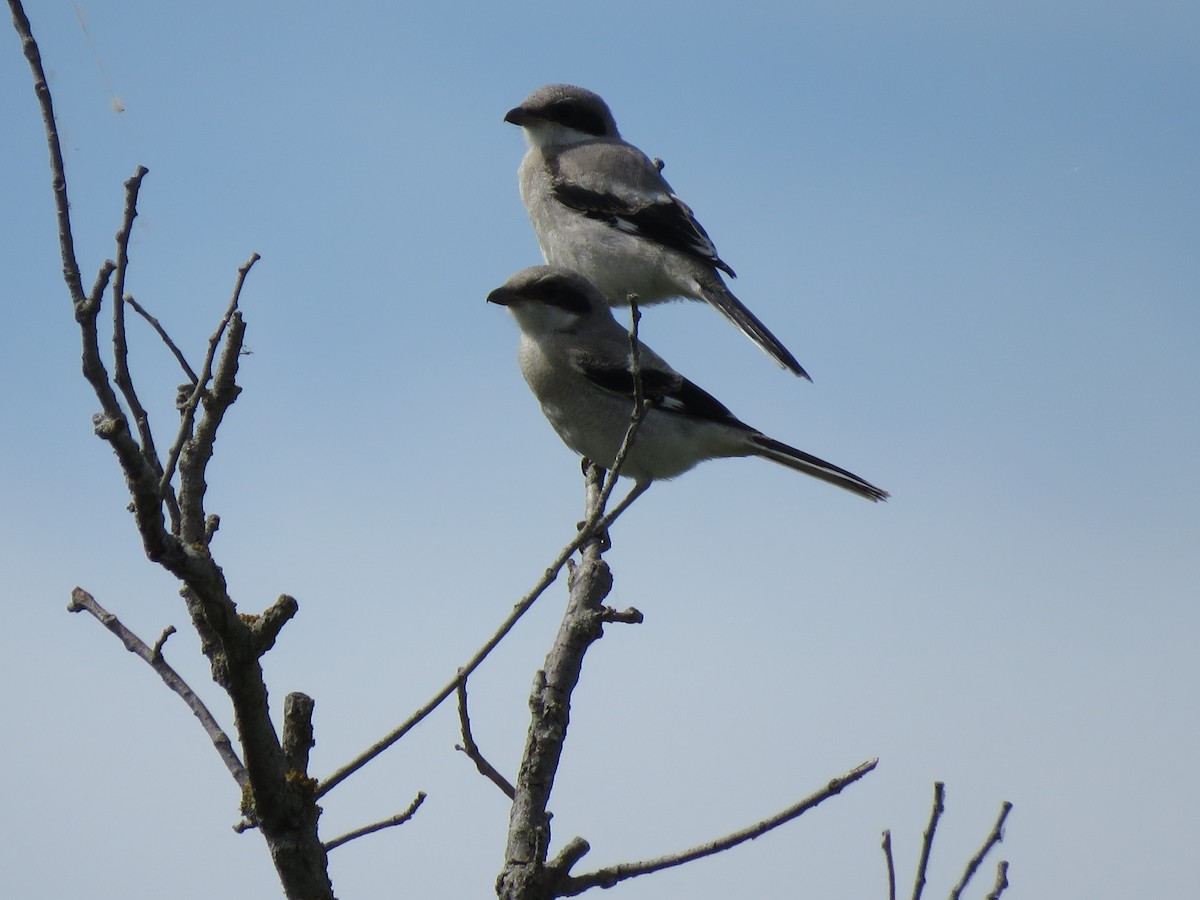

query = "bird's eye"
[
  {"left": 549, "top": 101, "right": 607, "bottom": 137},
  {"left": 536, "top": 280, "right": 592, "bottom": 315}
]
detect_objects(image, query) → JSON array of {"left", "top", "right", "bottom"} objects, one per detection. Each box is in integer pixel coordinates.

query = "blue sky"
[{"left": 2, "top": 2, "right": 1198, "bottom": 897}]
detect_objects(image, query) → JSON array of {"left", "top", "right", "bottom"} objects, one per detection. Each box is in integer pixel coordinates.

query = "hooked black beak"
[
  {"left": 503, "top": 105, "right": 532, "bottom": 126},
  {"left": 486, "top": 286, "right": 519, "bottom": 307}
]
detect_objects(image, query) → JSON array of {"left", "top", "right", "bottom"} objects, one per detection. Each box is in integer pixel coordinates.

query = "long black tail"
[
  {"left": 751, "top": 434, "right": 889, "bottom": 501},
  {"left": 703, "top": 279, "right": 811, "bottom": 380}
]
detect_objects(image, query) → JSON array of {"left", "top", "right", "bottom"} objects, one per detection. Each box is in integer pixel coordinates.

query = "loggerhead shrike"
[
  {"left": 487, "top": 266, "right": 887, "bottom": 501},
  {"left": 504, "top": 83, "right": 811, "bottom": 380}
]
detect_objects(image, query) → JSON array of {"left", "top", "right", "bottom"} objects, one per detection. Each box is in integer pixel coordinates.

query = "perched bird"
[
  {"left": 504, "top": 83, "right": 810, "bottom": 380},
  {"left": 488, "top": 266, "right": 887, "bottom": 500}
]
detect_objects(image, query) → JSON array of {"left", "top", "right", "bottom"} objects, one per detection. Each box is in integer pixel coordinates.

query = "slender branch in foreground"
[
  {"left": 126, "top": 294, "right": 199, "bottom": 384},
  {"left": 882, "top": 830, "right": 897, "bottom": 900},
  {"left": 911, "top": 781, "right": 945, "bottom": 900},
  {"left": 67, "top": 587, "right": 247, "bottom": 787},
  {"left": 323, "top": 792, "right": 427, "bottom": 852},
  {"left": 985, "top": 860, "right": 1010, "bottom": 899},
  {"left": 950, "top": 801, "right": 1013, "bottom": 900},
  {"left": 554, "top": 758, "right": 879, "bottom": 896},
  {"left": 455, "top": 674, "right": 515, "bottom": 799}
]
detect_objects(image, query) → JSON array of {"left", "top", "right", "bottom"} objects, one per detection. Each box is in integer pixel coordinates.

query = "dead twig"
[
  {"left": 126, "top": 294, "right": 199, "bottom": 384},
  {"left": 67, "top": 587, "right": 246, "bottom": 786},
  {"left": 323, "top": 793, "right": 427, "bottom": 852},
  {"left": 556, "top": 758, "right": 880, "bottom": 896},
  {"left": 950, "top": 801, "right": 1013, "bottom": 900},
  {"left": 882, "top": 829, "right": 896, "bottom": 900},
  {"left": 911, "top": 781, "right": 945, "bottom": 900},
  {"left": 455, "top": 674, "right": 515, "bottom": 799},
  {"left": 159, "top": 253, "right": 259, "bottom": 508}
]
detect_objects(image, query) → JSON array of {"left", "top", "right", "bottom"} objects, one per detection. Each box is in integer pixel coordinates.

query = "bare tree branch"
[
  {"left": 497, "top": 463, "right": 618, "bottom": 900},
  {"left": 106, "top": 168, "right": 185, "bottom": 533},
  {"left": 67, "top": 586, "right": 247, "bottom": 787},
  {"left": 455, "top": 675, "right": 516, "bottom": 799},
  {"left": 316, "top": 468, "right": 648, "bottom": 800},
  {"left": 882, "top": 829, "right": 896, "bottom": 900},
  {"left": 323, "top": 793, "right": 428, "bottom": 852},
  {"left": 9, "top": 0, "right": 85, "bottom": 306},
  {"left": 12, "top": 7, "right": 336, "bottom": 892},
  {"left": 111, "top": 167, "right": 153, "bottom": 452},
  {"left": 554, "top": 758, "right": 880, "bottom": 897},
  {"left": 985, "top": 860, "right": 1010, "bottom": 899},
  {"left": 911, "top": 781, "right": 945, "bottom": 900},
  {"left": 950, "top": 801, "right": 1012, "bottom": 900},
  {"left": 160, "top": 254, "right": 258, "bottom": 513},
  {"left": 125, "top": 294, "right": 199, "bottom": 384}
]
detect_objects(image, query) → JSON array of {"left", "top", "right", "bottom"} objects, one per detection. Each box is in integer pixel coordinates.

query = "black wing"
[
  {"left": 577, "top": 356, "right": 753, "bottom": 432},
  {"left": 548, "top": 142, "right": 736, "bottom": 277}
]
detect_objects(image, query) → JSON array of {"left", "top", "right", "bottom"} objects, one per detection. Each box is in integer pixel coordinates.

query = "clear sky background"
[{"left": 2, "top": 2, "right": 1197, "bottom": 898}]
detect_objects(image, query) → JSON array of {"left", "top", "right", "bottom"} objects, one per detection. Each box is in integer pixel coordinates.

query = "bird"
[
  {"left": 504, "top": 83, "right": 810, "bottom": 380},
  {"left": 487, "top": 266, "right": 887, "bottom": 501}
]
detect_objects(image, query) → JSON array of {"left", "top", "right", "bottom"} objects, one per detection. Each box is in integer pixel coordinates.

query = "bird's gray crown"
[
  {"left": 504, "top": 84, "right": 619, "bottom": 138},
  {"left": 488, "top": 265, "right": 604, "bottom": 316}
]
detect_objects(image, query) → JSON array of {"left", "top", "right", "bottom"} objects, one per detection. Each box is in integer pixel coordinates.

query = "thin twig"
[
  {"left": 159, "top": 253, "right": 259, "bottom": 503},
  {"left": 985, "top": 860, "right": 1010, "bottom": 899},
  {"left": 950, "top": 801, "right": 1013, "bottom": 900},
  {"left": 106, "top": 169, "right": 183, "bottom": 533},
  {"left": 593, "top": 297, "right": 650, "bottom": 517},
  {"left": 316, "top": 474, "right": 648, "bottom": 799},
  {"left": 455, "top": 674, "right": 515, "bottom": 799},
  {"left": 67, "top": 587, "right": 247, "bottom": 787},
  {"left": 911, "top": 781, "right": 945, "bottom": 900},
  {"left": 9, "top": 0, "right": 86, "bottom": 306},
  {"left": 557, "top": 758, "right": 879, "bottom": 895},
  {"left": 126, "top": 295, "right": 199, "bottom": 384},
  {"left": 111, "top": 167, "right": 153, "bottom": 454},
  {"left": 882, "top": 830, "right": 896, "bottom": 900},
  {"left": 323, "top": 793, "right": 427, "bottom": 852}
]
